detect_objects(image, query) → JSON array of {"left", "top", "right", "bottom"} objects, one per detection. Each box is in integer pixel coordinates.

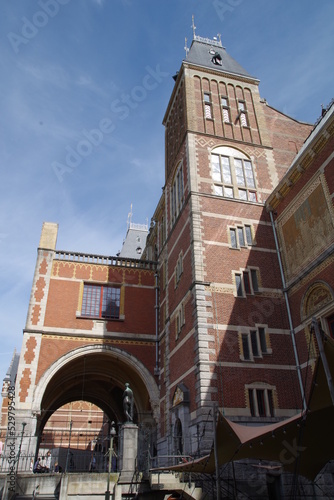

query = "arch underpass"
[{"left": 28, "top": 345, "right": 159, "bottom": 457}]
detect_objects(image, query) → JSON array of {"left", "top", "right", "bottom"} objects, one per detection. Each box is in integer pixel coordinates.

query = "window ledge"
[
  {"left": 240, "top": 357, "right": 254, "bottom": 363},
  {"left": 76, "top": 312, "right": 125, "bottom": 321}
]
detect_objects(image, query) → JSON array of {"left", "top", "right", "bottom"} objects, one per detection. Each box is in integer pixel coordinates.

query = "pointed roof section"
[{"left": 185, "top": 34, "right": 258, "bottom": 82}]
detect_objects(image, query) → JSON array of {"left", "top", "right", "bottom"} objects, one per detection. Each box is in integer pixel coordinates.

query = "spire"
[
  {"left": 127, "top": 204, "right": 133, "bottom": 230},
  {"left": 184, "top": 37, "right": 189, "bottom": 58},
  {"left": 191, "top": 15, "right": 196, "bottom": 38}
]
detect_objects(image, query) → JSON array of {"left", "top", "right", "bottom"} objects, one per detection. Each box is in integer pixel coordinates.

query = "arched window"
[
  {"left": 211, "top": 146, "right": 257, "bottom": 202},
  {"left": 170, "top": 163, "right": 184, "bottom": 225},
  {"left": 174, "top": 418, "right": 183, "bottom": 455}
]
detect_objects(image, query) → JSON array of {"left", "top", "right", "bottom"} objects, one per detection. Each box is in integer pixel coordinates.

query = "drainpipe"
[
  {"left": 269, "top": 211, "right": 307, "bottom": 412},
  {"left": 154, "top": 272, "right": 159, "bottom": 376}
]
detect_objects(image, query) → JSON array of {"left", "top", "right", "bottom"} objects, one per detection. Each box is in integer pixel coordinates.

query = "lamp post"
[
  {"left": 65, "top": 420, "right": 73, "bottom": 473},
  {"left": 105, "top": 421, "right": 116, "bottom": 500},
  {"left": 16, "top": 422, "right": 27, "bottom": 473}
]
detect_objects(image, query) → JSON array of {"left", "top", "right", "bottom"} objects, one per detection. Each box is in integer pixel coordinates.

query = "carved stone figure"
[{"left": 123, "top": 383, "right": 133, "bottom": 423}]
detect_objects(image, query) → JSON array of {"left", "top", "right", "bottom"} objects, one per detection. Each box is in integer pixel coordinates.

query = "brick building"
[{"left": 1, "top": 32, "right": 334, "bottom": 493}]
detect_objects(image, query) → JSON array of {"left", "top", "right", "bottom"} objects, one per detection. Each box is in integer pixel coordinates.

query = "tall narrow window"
[
  {"left": 259, "top": 327, "right": 267, "bottom": 353},
  {"left": 221, "top": 96, "right": 230, "bottom": 123},
  {"left": 235, "top": 274, "right": 243, "bottom": 297},
  {"left": 230, "top": 228, "right": 237, "bottom": 249},
  {"left": 204, "top": 93, "right": 212, "bottom": 119},
  {"left": 256, "top": 389, "right": 266, "bottom": 416},
  {"left": 243, "top": 271, "right": 251, "bottom": 294},
  {"left": 245, "top": 225, "right": 253, "bottom": 245},
  {"left": 238, "top": 227, "right": 245, "bottom": 247},
  {"left": 242, "top": 334, "right": 250, "bottom": 360},
  {"left": 170, "top": 164, "right": 184, "bottom": 224},
  {"left": 250, "top": 330, "right": 259, "bottom": 356},
  {"left": 238, "top": 100, "right": 248, "bottom": 127},
  {"left": 251, "top": 269, "right": 259, "bottom": 292}
]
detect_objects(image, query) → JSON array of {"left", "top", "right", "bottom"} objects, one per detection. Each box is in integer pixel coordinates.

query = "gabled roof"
[{"left": 184, "top": 36, "right": 258, "bottom": 82}]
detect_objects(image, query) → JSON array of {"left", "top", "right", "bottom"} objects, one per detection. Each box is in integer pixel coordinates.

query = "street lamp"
[
  {"left": 105, "top": 421, "right": 116, "bottom": 500},
  {"left": 16, "top": 422, "right": 27, "bottom": 473}
]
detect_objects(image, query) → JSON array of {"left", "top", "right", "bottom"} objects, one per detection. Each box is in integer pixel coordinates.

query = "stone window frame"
[
  {"left": 240, "top": 325, "right": 272, "bottom": 362},
  {"left": 233, "top": 267, "right": 260, "bottom": 297},
  {"left": 229, "top": 224, "right": 254, "bottom": 249},
  {"left": 246, "top": 383, "right": 276, "bottom": 418}
]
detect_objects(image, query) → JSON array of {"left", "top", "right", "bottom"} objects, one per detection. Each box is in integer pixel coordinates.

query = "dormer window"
[{"left": 211, "top": 51, "right": 222, "bottom": 65}]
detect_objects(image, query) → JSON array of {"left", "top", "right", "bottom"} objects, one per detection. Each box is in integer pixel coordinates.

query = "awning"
[{"left": 154, "top": 334, "right": 334, "bottom": 480}]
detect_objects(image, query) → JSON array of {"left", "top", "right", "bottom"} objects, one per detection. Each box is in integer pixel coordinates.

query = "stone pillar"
[{"left": 120, "top": 423, "right": 138, "bottom": 481}]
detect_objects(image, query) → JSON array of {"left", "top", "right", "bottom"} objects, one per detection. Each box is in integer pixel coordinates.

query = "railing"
[
  {"left": 54, "top": 250, "right": 156, "bottom": 270},
  {"left": 194, "top": 34, "right": 222, "bottom": 47},
  {"left": 129, "top": 222, "right": 148, "bottom": 231}
]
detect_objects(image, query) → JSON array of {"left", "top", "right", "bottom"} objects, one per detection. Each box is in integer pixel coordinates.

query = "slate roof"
[
  {"left": 185, "top": 37, "right": 258, "bottom": 81},
  {"left": 3, "top": 349, "right": 20, "bottom": 386},
  {"left": 119, "top": 224, "right": 148, "bottom": 259}
]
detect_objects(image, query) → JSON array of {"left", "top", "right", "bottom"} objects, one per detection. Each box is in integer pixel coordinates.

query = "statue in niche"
[{"left": 123, "top": 383, "right": 134, "bottom": 423}]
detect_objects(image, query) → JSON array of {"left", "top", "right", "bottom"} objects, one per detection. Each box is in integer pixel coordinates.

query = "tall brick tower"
[{"left": 147, "top": 32, "right": 313, "bottom": 456}]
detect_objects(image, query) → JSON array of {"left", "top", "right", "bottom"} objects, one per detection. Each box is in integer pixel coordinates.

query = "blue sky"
[{"left": 0, "top": 0, "right": 333, "bottom": 385}]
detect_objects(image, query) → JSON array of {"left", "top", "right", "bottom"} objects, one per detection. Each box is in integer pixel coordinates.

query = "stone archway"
[
  {"left": 34, "top": 344, "right": 159, "bottom": 430},
  {"left": 19, "top": 345, "right": 159, "bottom": 462}
]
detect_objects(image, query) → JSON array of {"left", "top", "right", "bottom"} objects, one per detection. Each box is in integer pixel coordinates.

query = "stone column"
[{"left": 120, "top": 423, "right": 138, "bottom": 481}]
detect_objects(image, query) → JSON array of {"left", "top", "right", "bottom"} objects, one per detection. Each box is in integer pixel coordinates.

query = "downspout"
[
  {"left": 269, "top": 210, "right": 307, "bottom": 412},
  {"left": 154, "top": 271, "right": 159, "bottom": 376}
]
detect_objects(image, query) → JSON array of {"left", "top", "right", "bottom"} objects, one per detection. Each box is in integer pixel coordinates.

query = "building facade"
[{"left": 1, "top": 33, "right": 334, "bottom": 492}]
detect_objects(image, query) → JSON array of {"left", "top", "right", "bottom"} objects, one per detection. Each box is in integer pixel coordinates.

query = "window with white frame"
[
  {"left": 241, "top": 327, "right": 269, "bottom": 361},
  {"left": 235, "top": 268, "right": 259, "bottom": 296},
  {"left": 211, "top": 146, "right": 257, "bottom": 202},
  {"left": 204, "top": 92, "right": 213, "bottom": 119},
  {"left": 247, "top": 386, "right": 275, "bottom": 417},
  {"left": 170, "top": 164, "right": 184, "bottom": 225},
  {"left": 221, "top": 96, "right": 231, "bottom": 123}
]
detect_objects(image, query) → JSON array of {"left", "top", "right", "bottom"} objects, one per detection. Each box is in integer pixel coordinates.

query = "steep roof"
[
  {"left": 3, "top": 349, "right": 20, "bottom": 386},
  {"left": 185, "top": 36, "right": 258, "bottom": 81},
  {"left": 119, "top": 223, "right": 148, "bottom": 259}
]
